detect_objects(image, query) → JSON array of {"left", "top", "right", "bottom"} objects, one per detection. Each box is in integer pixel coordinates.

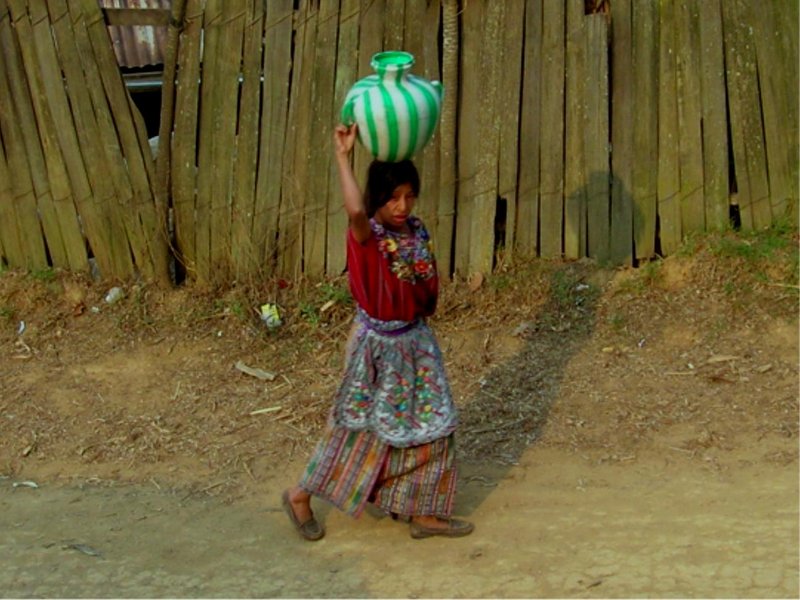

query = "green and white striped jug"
[{"left": 341, "top": 51, "right": 443, "bottom": 162}]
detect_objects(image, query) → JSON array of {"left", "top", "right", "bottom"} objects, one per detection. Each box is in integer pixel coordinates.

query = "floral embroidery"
[
  {"left": 346, "top": 382, "right": 372, "bottom": 418},
  {"left": 373, "top": 217, "right": 435, "bottom": 283}
]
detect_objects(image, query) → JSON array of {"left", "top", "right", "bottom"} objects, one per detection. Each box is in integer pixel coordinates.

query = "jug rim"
[{"left": 371, "top": 51, "right": 415, "bottom": 72}]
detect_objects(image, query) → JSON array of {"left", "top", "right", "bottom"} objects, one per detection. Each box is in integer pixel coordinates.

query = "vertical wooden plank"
[
  {"left": 194, "top": 0, "right": 221, "bottom": 282},
  {"left": 209, "top": 0, "right": 246, "bottom": 282},
  {"left": 454, "top": 0, "right": 483, "bottom": 275},
  {"left": 498, "top": 0, "right": 526, "bottom": 262},
  {"left": 304, "top": 0, "right": 339, "bottom": 277},
  {"left": 172, "top": 0, "right": 203, "bottom": 278},
  {"left": 610, "top": 0, "right": 634, "bottom": 264},
  {"left": 722, "top": 0, "right": 771, "bottom": 230},
  {"left": 468, "top": 0, "right": 504, "bottom": 275},
  {"left": 279, "top": 0, "right": 317, "bottom": 277},
  {"left": 81, "top": 0, "right": 169, "bottom": 282},
  {"left": 517, "top": 0, "right": 542, "bottom": 256},
  {"left": 0, "top": 4, "right": 46, "bottom": 269},
  {"left": 563, "top": 0, "right": 586, "bottom": 259},
  {"left": 631, "top": 0, "right": 659, "bottom": 259},
  {"left": 46, "top": 0, "right": 133, "bottom": 278},
  {"left": 31, "top": 0, "right": 117, "bottom": 277},
  {"left": 675, "top": 0, "right": 705, "bottom": 235},
  {"left": 383, "top": 0, "right": 404, "bottom": 50},
  {"left": 584, "top": 14, "right": 610, "bottom": 262},
  {"left": 421, "top": 0, "right": 441, "bottom": 264},
  {"left": 254, "top": 0, "right": 292, "bottom": 275},
  {"left": 231, "top": 0, "right": 265, "bottom": 278},
  {"left": 751, "top": 0, "right": 798, "bottom": 220},
  {"left": 0, "top": 138, "right": 25, "bottom": 267},
  {"left": 698, "top": 0, "right": 729, "bottom": 231},
  {"left": 325, "top": 0, "right": 359, "bottom": 276},
  {"left": 657, "top": 0, "right": 682, "bottom": 254},
  {"left": 352, "top": 0, "right": 384, "bottom": 191},
  {"left": 436, "top": 0, "right": 458, "bottom": 277},
  {"left": 7, "top": 0, "right": 87, "bottom": 271},
  {"left": 539, "top": 0, "right": 565, "bottom": 258}
]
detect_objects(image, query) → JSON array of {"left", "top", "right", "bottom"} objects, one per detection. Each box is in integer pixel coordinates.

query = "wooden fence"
[{"left": 0, "top": 0, "right": 797, "bottom": 285}]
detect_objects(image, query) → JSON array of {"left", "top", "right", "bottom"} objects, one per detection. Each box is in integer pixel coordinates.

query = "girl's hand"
[{"left": 334, "top": 124, "right": 358, "bottom": 157}]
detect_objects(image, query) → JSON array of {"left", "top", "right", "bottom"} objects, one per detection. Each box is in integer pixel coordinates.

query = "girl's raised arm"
[{"left": 334, "top": 125, "right": 371, "bottom": 243}]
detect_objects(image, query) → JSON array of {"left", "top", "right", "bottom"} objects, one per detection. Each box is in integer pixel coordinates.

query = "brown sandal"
[
  {"left": 409, "top": 518, "right": 474, "bottom": 539},
  {"left": 281, "top": 490, "right": 325, "bottom": 541}
]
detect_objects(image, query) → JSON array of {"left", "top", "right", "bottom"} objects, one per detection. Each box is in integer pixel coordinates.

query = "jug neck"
[{"left": 371, "top": 51, "right": 414, "bottom": 83}]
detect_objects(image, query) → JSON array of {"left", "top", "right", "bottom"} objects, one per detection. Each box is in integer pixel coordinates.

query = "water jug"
[{"left": 341, "top": 51, "right": 443, "bottom": 162}]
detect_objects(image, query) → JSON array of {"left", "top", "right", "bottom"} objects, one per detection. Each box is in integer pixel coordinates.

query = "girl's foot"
[
  {"left": 409, "top": 515, "right": 474, "bottom": 539},
  {"left": 281, "top": 488, "right": 324, "bottom": 541}
]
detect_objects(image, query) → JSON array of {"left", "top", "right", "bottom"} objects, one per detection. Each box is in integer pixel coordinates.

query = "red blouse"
[{"left": 347, "top": 217, "right": 439, "bottom": 322}]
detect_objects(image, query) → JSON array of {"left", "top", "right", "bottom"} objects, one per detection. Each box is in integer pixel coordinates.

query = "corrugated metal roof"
[{"left": 98, "top": 0, "right": 171, "bottom": 68}]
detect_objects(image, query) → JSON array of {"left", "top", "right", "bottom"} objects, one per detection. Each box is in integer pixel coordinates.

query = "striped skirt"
[{"left": 299, "top": 423, "right": 457, "bottom": 518}]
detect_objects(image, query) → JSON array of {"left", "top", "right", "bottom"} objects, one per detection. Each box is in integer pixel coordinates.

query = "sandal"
[
  {"left": 281, "top": 489, "right": 325, "bottom": 541},
  {"left": 409, "top": 518, "right": 474, "bottom": 539}
]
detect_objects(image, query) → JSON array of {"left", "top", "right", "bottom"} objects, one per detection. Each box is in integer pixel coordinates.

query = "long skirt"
[{"left": 299, "top": 423, "right": 457, "bottom": 518}]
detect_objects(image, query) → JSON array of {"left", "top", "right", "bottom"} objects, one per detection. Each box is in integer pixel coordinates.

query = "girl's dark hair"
[{"left": 364, "top": 159, "right": 420, "bottom": 217}]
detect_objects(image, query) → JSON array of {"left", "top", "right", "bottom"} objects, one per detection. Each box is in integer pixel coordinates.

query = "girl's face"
[{"left": 375, "top": 183, "right": 417, "bottom": 231}]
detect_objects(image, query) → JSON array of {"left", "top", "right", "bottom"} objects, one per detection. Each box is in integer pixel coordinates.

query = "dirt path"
[{"left": 2, "top": 446, "right": 797, "bottom": 598}]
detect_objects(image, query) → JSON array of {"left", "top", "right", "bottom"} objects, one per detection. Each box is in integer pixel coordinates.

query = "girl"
[{"left": 282, "top": 124, "right": 473, "bottom": 540}]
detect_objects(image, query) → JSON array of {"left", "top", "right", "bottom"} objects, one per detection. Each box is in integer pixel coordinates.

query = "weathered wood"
[
  {"left": 193, "top": 0, "right": 221, "bottom": 282},
  {"left": 497, "top": 0, "right": 526, "bottom": 263},
  {"left": 436, "top": 0, "right": 458, "bottom": 277},
  {"left": 46, "top": 0, "right": 133, "bottom": 278},
  {"left": 631, "top": 0, "right": 659, "bottom": 259},
  {"left": 82, "top": 0, "right": 169, "bottom": 282},
  {"left": 102, "top": 8, "right": 170, "bottom": 26},
  {"left": 231, "top": 0, "right": 264, "bottom": 278},
  {"left": 675, "top": 0, "right": 705, "bottom": 236},
  {"left": 421, "top": 0, "right": 441, "bottom": 264},
  {"left": 454, "top": 0, "right": 483, "bottom": 275},
  {"left": 610, "top": 0, "right": 634, "bottom": 264},
  {"left": 253, "top": 0, "right": 292, "bottom": 275},
  {"left": 657, "top": 0, "right": 682, "bottom": 254},
  {"left": 517, "top": 0, "right": 543, "bottom": 256},
  {"left": 171, "top": 0, "right": 203, "bottom": 277},
  {"left": 751, "top": 0, "right": 797, "bottom": 220},
  {"left": 7, "top": 0, "right": 87, "bottom": 271},
  {"left": 0, "top": 134, "right": 25, "bottom": 267},
  {"left": 383, "top": 0, "right": 404, "bottom": 50},
  {"left": 325, "top": 0, "right": 359, "bottom": 276},
  {"left": 584, "top": 14, "right": 610, "bottom": 263},
  {"left": 722, "top": 0, "right": 771, "bottom": 230},
  {"left": 697, "top": 0, "right": 728, "bottom": 231},
  {"left": 304, "top": 0, "right": 339, "bottom": 277},
  {"left": 209, "top": 0, "right": 245, "bottom": 282},
  {"left": 538, "top": 0, "right": 565, "bottom": 258},
  {"left": 563, "top": 0, "right": 586, "bottom": 259},
  {"left": 469, "top": 0, "right": 503, "bottom": 275},
  {"left": 0, "top": 2, "right": 46, "bottom": 269},
  {"left": 279, "top": 0, "right": 317, "bottom": 277}
]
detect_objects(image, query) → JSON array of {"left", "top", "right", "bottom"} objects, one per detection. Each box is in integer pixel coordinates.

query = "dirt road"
[{"left": 2, "top": 447, "right": 797, "bottom": 598}]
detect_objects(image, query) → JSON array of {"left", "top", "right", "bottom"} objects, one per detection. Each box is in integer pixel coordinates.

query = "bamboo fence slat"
[
  {"left": 383, "top": 0, "right": 403, "bottom": 51},
  {"left": 0, "top": 133, "right": 24, "bottom": 267},
  {"left": 539, "top": 0, "right": 565, "bottom": 258},
  {"left": 722, "top": 0, "right": 771, "bottom": 230},
  {"left": 675, "top": 0, "right": 705, "bottom": 235},
  {"left": 517, "top": 0, "right": 543, "bottom": 256},
  {"left": 698, "top": 0, "right": 728, "bottom": 232},
  {"left": 304, "top": 0, "right": 339, "bottom": 278},
  {"left": 325, "top": 0, "right": 359, "bottom": 276},
  {"left": 584, "top": 13, "right": 610, "bottom": 263},
  {"left": 0, "top": 3, "right": 46, "bottom": 269},
  {"left": 7, "top": 0, "right": 85, "bottom": 270},
  {"left": 631, "top": 0, "right": 659, "bottom": 259},
  {"left": 231, "top": 0, "right": 265, "bottom": 278},
  {"left": 751, "top": 0, "right": 796, "bottom": 220},
  {"left": 171, "top": 0, "right": 203, "bottom": 276},
  {"left": 564, "top": 0, "right": 586, "bottom": 259},
  {"left": 436, "top": 0, "right": 457, "bottom": 277},
  {"left": 454, "top": 0, "right": 483, "bottom": 274},
  {"left": 194, "top": 0, "right": 221, "bottom": 281},
  {"left": 657, "top": 0, "right": 682, "bottom": 254},
  {"left": 253, "top": 0, "right": 292, "bottom": 274},
  {"left": 610, "top": 0, "right": 634, "bottom": 265}
]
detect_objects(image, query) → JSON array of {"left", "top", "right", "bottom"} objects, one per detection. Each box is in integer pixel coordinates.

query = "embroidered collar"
[{"left": 372, "top": 216, "right": 435, "bottom": 283}]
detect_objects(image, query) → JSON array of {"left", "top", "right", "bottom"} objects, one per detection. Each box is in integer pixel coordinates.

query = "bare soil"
[{"left": 1, "top": 230, "right": 798, "bottom": 598}]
